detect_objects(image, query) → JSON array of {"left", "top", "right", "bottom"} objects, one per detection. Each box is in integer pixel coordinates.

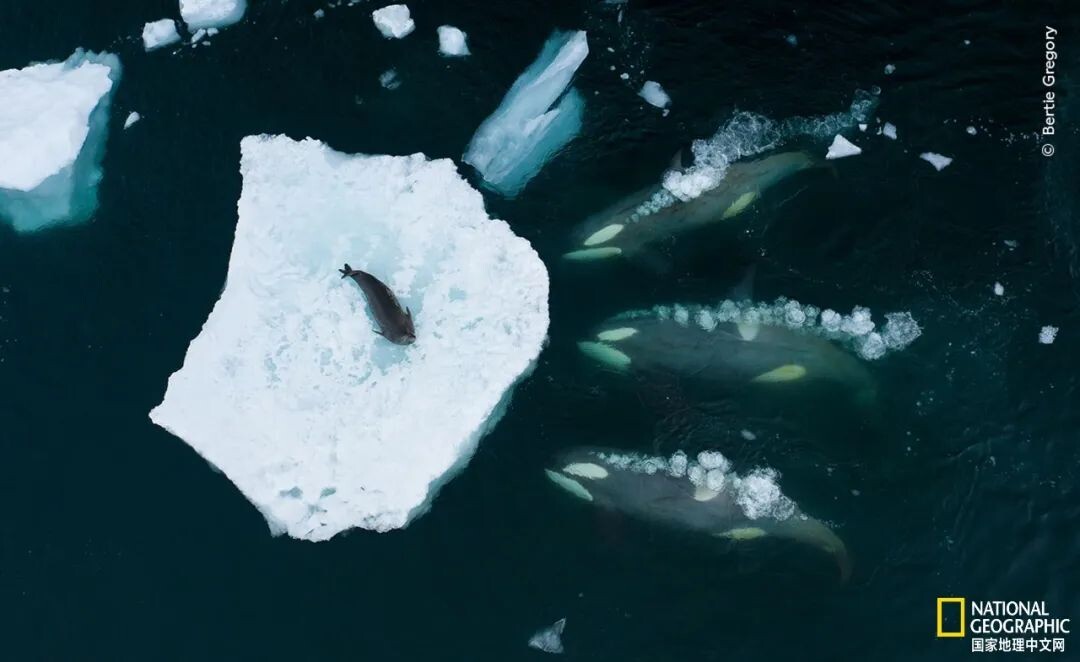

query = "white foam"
[
  {"left": 920, "top": 152, "right": 953, "bottom": 171},
  {"left": 638, "top": 80, "right": 671, "bottom": 110},
  {"left": 733, "top": 468, "right": 796, "bottom": 520},
  {"left": 437, "top": 25, "right": 469, "bottom": 56},
  {"left": 826, "top": 134, "right": 862, "bottom": 159},
  {"left": 697, "top": 450, "right": 730, "bottom": 472},
  {"left": 463, "top": 30, "right": 588, "bottom": 197},
  {"left": 668, "top": 450, "right": 688, "bottom": 477},
  {"left": 1039, "top": 326, "right": 1058, "bottom": 345},
  {"left": 179, "top": 0, "right": 247, "bottom": 30},
  {"left": 372, "top": 4, "right": 415, "bottom": 39},
  {"left": 142, "top": 19, "right": 181, "bottom": 51},
  {"left": 123, "top": 111, "right": 141, "bottom": 129},
  {"left": 528, "top": 618, "right": 566, "bottom": 654},
  {"left": 148, "top": 135, "right": 549, "bottom": 540},
  {"left": 0, "top": 50, "right": 120, "bottom": 233}
]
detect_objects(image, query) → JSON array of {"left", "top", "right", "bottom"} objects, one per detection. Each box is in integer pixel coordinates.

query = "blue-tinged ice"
[
  {"left": 0, "top": 50, "right": 121, "bottom": 233},
  {"left": 463, "top": 30, "right": 588, "bottom": 197}
]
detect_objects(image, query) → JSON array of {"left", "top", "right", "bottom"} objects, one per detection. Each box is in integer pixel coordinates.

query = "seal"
[{"left": 339, "top": 264, "right": 416, "bottom": 345}]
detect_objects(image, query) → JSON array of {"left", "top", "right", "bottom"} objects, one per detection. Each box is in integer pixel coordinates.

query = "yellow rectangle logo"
[{"left": 937, "top": 597, "right": 966, "bottom": 637}]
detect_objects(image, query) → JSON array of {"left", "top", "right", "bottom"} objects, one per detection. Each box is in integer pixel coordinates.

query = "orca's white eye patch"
[
  {"left": 583, "top": 223, "right": 624, "bottom": 246},
  {"left": 751, "top": 363, "right": 807, "bottom": 383},
  {"left": 718, "top": 527, "right": 767, "bottom": 540},
  {"left": 562, "top": 462, "right": 609, "bottom": 480},
  {"left": 596, "top": 327, "right": 637, "bottom": 342},
  {"left": 577, "top": 341, "right": 631, "bottom": 369}
]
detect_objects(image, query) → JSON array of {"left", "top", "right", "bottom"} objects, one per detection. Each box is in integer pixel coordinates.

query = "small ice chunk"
[
  {"left": 179, "top": 0, "right": 247, "bottom": 30},
  {"left": 740, "top": 429, "right": 756, "bottom": 441},
  {"left": 142, "top": 19, "right": 181, "bottom": 51},
  {"left": 148, "top": 135, "right": 549, "bottom": 540},
  {"left": 993, "top": 282, "right": 1004, "bottom": 296},
  {"left": 964, "top": 39, "right": 971, "bottom": 46},
  {"left": 858, "top": 123, "right": 867, "bottom": 131},
  {"left": 379, "top": 69, "right": 400, "bottom": 90},
  {"left": 191, "top": 28, "right": 207, "bottom": 43},
  {"left": 1039, "top": 326, "right": 1058, "bottom": 345},
  {"left": 919, "top": 152, "right": 953, "bottom": 171},
  {"left": 966, "top": 126, "right": 977, "bottom": 135},
  {"left": 529, "top": 618, "right": 566, "bottom": 654},
  {"left": 372, "top": 4, "right": 415, "bottom": 39},
  {"left": 638, "top": 80, "right": 671, "bottom": 110},
  {"left": 314, "top": 8, "right": 325, "bottom": 19},
  {"left": 463, "top": 30, "right": 588, "bottom": 197},
  {"left": 697, "top": 450, "right": 729, "bottom": 472},
  {"left": 882, "top": 122, "right": 897, "bottom": 140},
  {"left": 1004, "top": 239, "right": 1018, "bottom": 250},
  {"left": 207, "top": 27, "right": 219, "bottom": 36},
  {"left": 0, "top": 50, "right": 121, "bottom": 233},
  {"left": 785, "top": 34, "right": 798, "bottom": 46},
  {"left": 619, "top": 72, "right": 629, "bottom": 80},
  {"left": 437, "top": 25, "right": 469, "bottom": 56},
  {"left": 884, "top": 64, "right": 896, "bottom": 74},
  {"left": 826, "top": 135, "right": 862, "bottom": 159},
  {"left": 123, "top": 111, "right": 141, "bottom": 129}
]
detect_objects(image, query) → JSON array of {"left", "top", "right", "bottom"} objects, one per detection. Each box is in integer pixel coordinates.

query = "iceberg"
[
  {"left": 826, "top": 134, "right": 862, "bottom": 159},
  {"left": 372, "top": 4, "right": 415, "bottom": 39},
  {"left": 463, "top": 30, "right": 589, "bottom": 197},
  {"left": 437, "top": 25, "right": 470, "bottom": 57},
  {"left": 0, "top": 50, "right": 121, "bottom": 233},
  {"left": 179, "top": 0, "right": 247, "bottom": 31},
  {"left": 638, "top": 80, "right": 671, "bottom": 110},
  {"left": 142, "top": 19, "right": 180, "bottom": 51},
  {"left": 149, "top": 135, "right": 549, "bottom": 541}
]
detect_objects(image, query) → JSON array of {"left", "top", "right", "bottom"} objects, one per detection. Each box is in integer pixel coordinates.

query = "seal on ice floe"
[{"left": 339, "top": 264, "right": 416, "bottom": 345}]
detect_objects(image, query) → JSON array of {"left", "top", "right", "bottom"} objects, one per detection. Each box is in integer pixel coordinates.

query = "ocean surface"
[{"left": 1, "top": 1, "right": 1078, "bottom": 660}]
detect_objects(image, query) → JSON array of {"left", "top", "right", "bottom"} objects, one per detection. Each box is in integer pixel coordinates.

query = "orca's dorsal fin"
[
  {"left": 730, "top": 264, "right": 757, "bottom": 303},
  {"left": 670, "top": 149, "right": 686, "bottom": 172}
]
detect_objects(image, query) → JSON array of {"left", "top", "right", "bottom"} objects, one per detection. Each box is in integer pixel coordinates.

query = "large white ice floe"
[
  {"left": 149, "top": 135, "right": 550, "bottom": 541},
  {"left": 463, "top": 30, "right": 589, "bottom": 197},
  {"left": 0, "top": 50, "right": 121, "bottom": 233},
  {"left": 437, "top": 25, "right": 469, "bottom": 56},
  {"left": 372, "top": 4, "right": 415, "bottom": 39},
  {"left": 179, "top": 0, "right": 247, "bottom": 31},
  {"left": 825, "top": 134, "right": 861, "bottom": 159},
  {"left": 142, "top": 19, "right": 181, "bottom": 51}
]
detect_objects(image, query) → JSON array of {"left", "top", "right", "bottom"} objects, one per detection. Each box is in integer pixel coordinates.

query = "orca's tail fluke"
[{"left": 339, "top": 263, "right": 354, "bottom": 279}]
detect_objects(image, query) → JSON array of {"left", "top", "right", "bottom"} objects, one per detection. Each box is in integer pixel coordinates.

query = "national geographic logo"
[{"left": 937, "top": 598, "right": 1071, "bottom": 654}]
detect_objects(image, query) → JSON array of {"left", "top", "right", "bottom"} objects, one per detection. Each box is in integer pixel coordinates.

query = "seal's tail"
[{"left": 339, "top": 263, "right": 354, "bottom": 279}]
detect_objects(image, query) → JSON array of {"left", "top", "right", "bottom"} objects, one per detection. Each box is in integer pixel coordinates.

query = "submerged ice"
[
  {"left": 528, "top": 618, "right": 566, "bottom": 654},
  {"left": 463, "top": 30, "right": 588, "bottom": 197},
  {"left": 0, "top": 49, "right": 121, "bottom": 233},
  {"left": 149, "top": 135, "right": 550, "bottom": 541}
]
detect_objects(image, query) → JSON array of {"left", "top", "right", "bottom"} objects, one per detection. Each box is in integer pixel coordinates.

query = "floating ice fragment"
[
  {"left": 463, "top": 30, "right": 588, "bottom": 197},
  {"left": 884, "top": 64, "right": 896, "bottom": 74},
  {"left": 123, "top": 111, "right": 141, "bottom": 129},
  {"left": 148, "top": 135, "right": 549, "bottom": 540},
  {"left": 740, "top": 429, "right": 756, "bottom": 441},
  {"left": 314, "top": 9, "right": 325, "bottom": 19},
  {"left": 379, "top": 69, "right": 400, "bottom": 90},
  {"left": 142, "top": 19, "right": 180, "bottom": 51},
  {"left": 437, "top": 25, "right": 469, "bottom": 56},
  {"left": 0, "top": 50, "right": 121, "bottom": 233},
  {"left": 619, "top": 72, "right": 629, "bottom": 80},
  {"left": 882, "top": 122, "right": 897, "bottom": 140},
  {"left": 826, "top": 135, "right": 862, "bottom": 159},
  {"left": 372, "top": 4, "right": 415, "bottom": 39},
  {"left": 858, "top": 123, "right": 867, "bottom": 132},
  {"left": 529, "top": 618, "right": 566, "bottom": 654},
  {"left": 993, "top": 282, "right": 1004, "bottom": 296},
  {"left": 785, "top": 34, "right": 798, "bottom": 46},
  {"left": 966, "top": 126, "right": 977, "bottom": 135},
  {"left": 1039, "top": 326, "right": 1058, "bottom": 345},
  {"left": 191, "top": 28, "right": 207, "bottom": 44},
  {"left": 919, "top": 152, "right": 953, "bottom": 171},
  {"left": 179, "top": 0, "right": 247, "bottom": 30},
  {"left": 638, "top": 80, "right": 671, "bottom": 110}
]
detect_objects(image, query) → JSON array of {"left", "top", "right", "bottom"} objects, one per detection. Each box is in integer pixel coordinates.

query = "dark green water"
[{"left": 1, "top": 1, "right": 1078, "bottom": 660}]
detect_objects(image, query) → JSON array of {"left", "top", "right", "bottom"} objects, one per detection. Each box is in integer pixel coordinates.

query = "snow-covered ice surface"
[
  {"left": 826, "top": 134, "right": 862, "bottom": 159},
  {"left": 615, "top": 298, "right": 921, "bottom": 360},
  {"left": 632, "top": 90, "right": 877, "bottom": 216},
  {"left": 124, "top": 111, "right": 141, "bottom": 129},
  {"left": 437, "top": 25, "right": 469, "bottom": 56},
  {"left": 0, "top": 50, "right": 121, "bottom": 233},
  {"left": 142, "top": 19, "right": 180, "bottom": 51},
  {"left": 149, "top": 135, "right": 550, "bottom": 541},
  {"left": 639, "top": 80, "right": 670, "bottom": 110},
  {"left": 1039, "top": 326, "right": 1058, "bottom": 345},
  {"left": 528, "top": 618, "right": 566, "bottom": 654},
  {"left": 180, "top": 0, "right": 247, "bottom": 30},
  {"left": 463, "top": 30, "right": 588, "bottom": 197},
  {"left": 920, "top": 152, "right": 953, "bottom": 171},
  {"left": 372, "top": 4, "right": 415, "bottom": 39}
]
